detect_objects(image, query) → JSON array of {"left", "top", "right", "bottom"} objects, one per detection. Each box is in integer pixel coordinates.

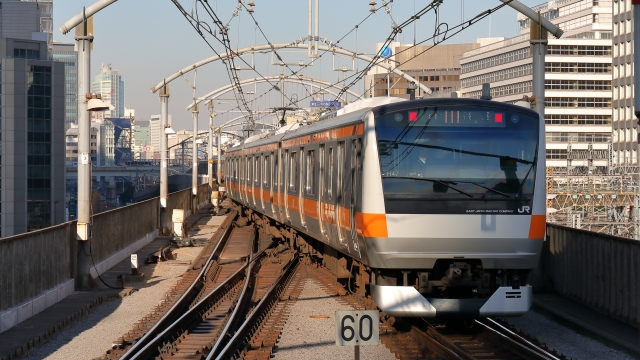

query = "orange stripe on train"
[{"left": 528, "top": 215, "right": 546, "bottom": 238}]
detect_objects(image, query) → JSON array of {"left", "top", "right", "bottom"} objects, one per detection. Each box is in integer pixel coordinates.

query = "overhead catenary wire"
[{"left": 170, "top": 0, "right": 392, "bottom": 118}]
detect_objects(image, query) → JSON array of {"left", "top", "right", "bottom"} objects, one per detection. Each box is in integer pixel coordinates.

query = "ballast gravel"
[
  {"left": 505, "top": 310, "right": 634, "bottom": 360},
  {"left": 23, "top": 246, "right": 203, "bottom": 360},
  {"left": 272, "top": 279, "right": 397, "bottom": 360}
]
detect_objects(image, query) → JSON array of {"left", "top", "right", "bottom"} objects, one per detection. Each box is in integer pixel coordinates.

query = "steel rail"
[
  {"left": 119, "top": 211, "right": 237, "bottom": 360},
  {"left": 130, "top": 254, "right": 255, "bottom": 359},
  {"left": 210, "top": 256, "right": 300, "bottom": 360},
  {"left": 477, "top": 318, "right": 562, "bottom": 360}
]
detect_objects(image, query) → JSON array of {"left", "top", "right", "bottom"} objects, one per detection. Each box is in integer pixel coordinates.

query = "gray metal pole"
[
  {"left": 76, "top": 10, "right": 93, "bottom": 289},
  {"left": 192, "top": 104, "right": 199, "bottom": 213},
  {"left": 208, "top": 103, "right": 214, "bottom": 191},
  {"left": 217, "top": 128, "right": 222, "bottom": 185},
  {"left": 530, "top": 13, "right": 547, "bottom": 117},
  {"left": 160, "top": 85, "right": 169, "bottom": 232}
]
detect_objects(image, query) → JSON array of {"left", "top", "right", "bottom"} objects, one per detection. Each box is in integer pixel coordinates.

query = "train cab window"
[
  {"left": 306, "top": 150, "right": 315, "bottom": 195},
  {"left": 328, "top": 147, "right": 333, "bottom": 200},
  {"left": 289, "top": 151, "right": 297, "bottom": 192}
]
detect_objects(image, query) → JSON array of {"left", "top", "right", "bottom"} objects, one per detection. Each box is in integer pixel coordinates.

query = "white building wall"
[
  {"left": 461, "top": 0, "right": 613, "bottom": 169},
  {"left": 612, "top": 0, "right": 635, "bottom": 165}
]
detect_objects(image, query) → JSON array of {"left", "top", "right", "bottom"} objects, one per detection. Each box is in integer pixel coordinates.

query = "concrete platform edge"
[
  {"left": 89, "top": 229, "right": 159, "bottom": 279},
  {"left": 532, "top": 299, "right": 639, "bottom": 356},
  {"left": 0, "top": 279, "right": 75, "bottom": 334}
]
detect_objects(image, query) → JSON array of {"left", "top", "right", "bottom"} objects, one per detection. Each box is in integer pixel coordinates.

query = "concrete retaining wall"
[
  {"left": 90, "top": 197, "right": 159, "bottom": 265},
  {"left": 543, "top": 223, "right": 640, "bottom": 328},
  {"left": 0, "top": 223, "right": 75, "bottom": 314},
  {"left": 197, "top": 183, "right": 211, "bottom": 209}
]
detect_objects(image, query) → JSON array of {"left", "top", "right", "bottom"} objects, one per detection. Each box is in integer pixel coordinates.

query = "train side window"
[
  {"left": 254, "top": 155, "right": 260, "bottom": 186},
  {"left": 289, "top": 151, "right": 297, "bottom": 192},
  {"left": 272, "top": 152, "right": 277, "bottom": 191},
  {"left": 263, "top": 155, "right": 270, "bottom": 188},
  {"left": 282, "top": 150, "right": 287, "bottom": 192},
  {"left": 337, "top": 142, "right": 345, "bottom": 201},
  {"left": 306, "top": 150, "right": 315, "bottom": 195},
  {"left": 245, "top": 157, "right": 253, "bottom": 185}
]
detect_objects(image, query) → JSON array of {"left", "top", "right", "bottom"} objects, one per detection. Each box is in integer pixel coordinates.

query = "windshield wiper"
[
  {"left": 453, "top": 181, "right": 512, "bottom": 198},
  {"left": 382, "top": 176, "right": 473, "bottom": 198},
  {"left": 515, "top": 163, "right": 535, "bottom": 197}
]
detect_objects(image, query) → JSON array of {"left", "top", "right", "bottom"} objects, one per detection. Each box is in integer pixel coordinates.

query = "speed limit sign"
[{"left": 335, "top": 310, "right": 379, "bottom": 346}]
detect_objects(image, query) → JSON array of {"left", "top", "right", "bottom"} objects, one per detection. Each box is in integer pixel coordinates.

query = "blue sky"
[{"left": 54, "top": 0, "right": 543, "bottom": 130}]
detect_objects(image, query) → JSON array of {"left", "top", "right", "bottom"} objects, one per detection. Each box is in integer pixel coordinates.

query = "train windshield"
[{"left": 375, "top": 105, "right": 539, "bottom": 214}]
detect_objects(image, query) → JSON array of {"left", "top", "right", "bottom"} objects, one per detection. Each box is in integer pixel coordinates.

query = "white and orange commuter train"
[{"left": 224, "top": 97, "right": 546, "bottom": 318}]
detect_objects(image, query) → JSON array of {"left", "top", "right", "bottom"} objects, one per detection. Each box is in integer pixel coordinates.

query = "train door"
[
  {"left": 260, "top": 153, "right": 271, "bottom": 212},
  {"left": 318, "top": 144, "right": 327, "bottom": 240},
  {"left": 350, "top": 139, "right": 361, "bottom": 255},
  {"left": 299, "top": 147, "right": 307, "bottom": 229},
  {"left": 267, "top": 153, "right": 278, "bottom": 217},
  {"left": 278, "top": 149, "right": 285, "bottom": 223},
  {"left": 337, "top": 141, "right": 349, "bottom": 246},
  {"left": 241, "top": 156, "right": 246, "bottom": 204},
  {"left": 284, "top": 149, "right": 291, "bottom": 222}
]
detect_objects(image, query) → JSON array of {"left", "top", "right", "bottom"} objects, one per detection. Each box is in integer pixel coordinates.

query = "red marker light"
[
  {"left": 494, "top": 113, "right": 503, "bottom": 123},
  {"left": 409, "top": 111, "right": 418, "bottom": 121}
]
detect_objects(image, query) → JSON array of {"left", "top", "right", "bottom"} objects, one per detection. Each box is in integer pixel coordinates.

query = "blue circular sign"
[{"left": 380, "top": 46, "right": 392, "bottom": 59}]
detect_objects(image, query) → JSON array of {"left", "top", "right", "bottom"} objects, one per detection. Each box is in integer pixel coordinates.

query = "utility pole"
[
  {"left": 192, "top": 104, "right": 199, "bottom": 214},
  {"left": 159, "top": 85, "right": 169, "bottom": 232},
  {"left": 207, "top": 101, "right": 215, "bottom": 190},
  {"left": 217, "top": 127, "right": 222, "bottom": 185},
  {"left": 530, "top": 11, "right": 547, "bottom": 117},
  {"left": 76, "top": 9, "right": 93, "bottom": 289}
]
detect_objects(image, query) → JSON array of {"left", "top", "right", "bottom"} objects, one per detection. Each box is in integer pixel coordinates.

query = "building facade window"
[{"left": 27, "top": 65, "right": 52, "bottom": 231}]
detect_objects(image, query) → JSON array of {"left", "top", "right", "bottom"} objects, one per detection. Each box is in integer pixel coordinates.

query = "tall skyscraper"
[
  {"left": 92, "top": 64, "right": 125, "bottom": 119},
  {"left": 612, "top": 0, "right": 635, "bottom": 165},
  {"left": 52, "top": 43, "right": 77, "bottom": 131},
  {"left": 1, "top": 39, "right": 65, "bottom": 236}
]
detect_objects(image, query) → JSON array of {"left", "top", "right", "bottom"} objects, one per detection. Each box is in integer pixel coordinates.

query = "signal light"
[
  {"left": 409, "top": 111, "right": 418, "bottom": 121},
  {"left": 494, "top": 113, "right": 503, "bottom": 123}
]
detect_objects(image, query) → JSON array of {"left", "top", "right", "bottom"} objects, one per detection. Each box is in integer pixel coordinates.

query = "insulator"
[
  {"left": 248, "top": 0, "right": 255, "bottom": 6},
  {"left": 370, "top": 4, "right": 376, "bottom": 13},
  {"left": 369, "top": 0, "right": 376, "bottom": 5},
  {"left": 247, "top": 5, "right": 254, "bottom": 13}
]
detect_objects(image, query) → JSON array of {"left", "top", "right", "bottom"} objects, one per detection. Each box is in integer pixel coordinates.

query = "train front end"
[{"left": 361, "top": 98, "right": 545, "bottom": 318}]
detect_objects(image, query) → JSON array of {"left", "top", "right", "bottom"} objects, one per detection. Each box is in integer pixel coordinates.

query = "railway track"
[
  {"left": 97, "top": 205, "right": 565, "bottom": 360},
  {"left": 99, "top": 208, "right": 298, "bottom": 360},
  {"left": 99, "top": 211, "right": 237, "bottom": 359}
]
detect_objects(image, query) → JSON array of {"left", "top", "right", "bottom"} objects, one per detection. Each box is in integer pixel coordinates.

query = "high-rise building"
[
  {"left": 460, "top": 0, "right": 613, "bottom": 169},
  {"left": 0, "top": 1, "right": 45, "bottom": 45},
  {"left": 21, "top": 0, "right": 53, "bottom": 56},
  {"left": 364, "top": 41, "right": 482, "bottom": 99},
  {"left": 65, "top": 124, "right": 99, "bottom": 164},
  {"left": 92, "top": 64, "right": 125, "bottom": 119},
  {"left": 134, "top": 119, "right": 153, "bottom": 160},
  {"left": 150, "top": 114, "right": 171, "bottom": 159},
  {"left": 612, "top": 0, "right": 635, "bottom": 165},
  {"left": 52, "top": 43, "right": 77, "bottom": 131},
  {"left": 1, "top": 38, "right": 65, "bottom": 236}
]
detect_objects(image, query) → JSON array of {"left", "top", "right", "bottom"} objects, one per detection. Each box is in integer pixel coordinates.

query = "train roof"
[
  {"left": 226, "top": 98, "right": 539, "bottom": 153},
  {"left": 370, "top": 97, "right": 540, "bottom": 118}
]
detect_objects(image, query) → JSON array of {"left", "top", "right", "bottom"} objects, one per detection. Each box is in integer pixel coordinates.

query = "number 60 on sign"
[{"left": 335, "top": 310, "right": 379, "bottom": 346}]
